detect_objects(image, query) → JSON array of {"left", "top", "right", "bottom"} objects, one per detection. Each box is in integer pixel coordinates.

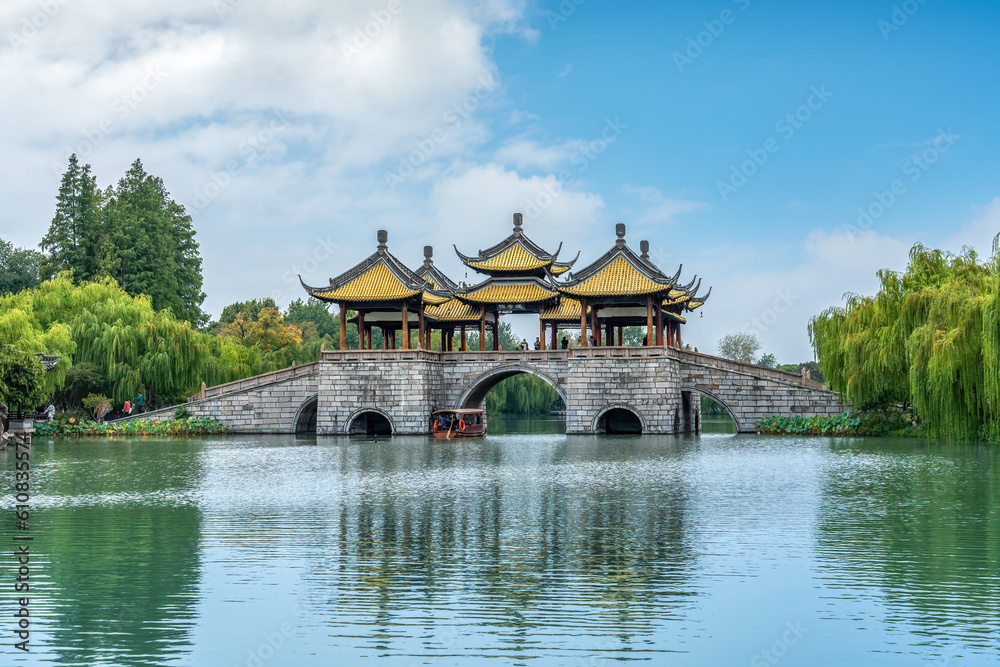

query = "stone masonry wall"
[
  {"left": 132, "top": 350, "right": 845, "bottom": 435},
  {"left": 134, "top": 373, "right": 319, "bottom": 433},
  {"left": 681, "top": 360, "right": 846, "bottom": 432},
  {"left": 564, "top": 355, "right": 681, "bottom": 434}
]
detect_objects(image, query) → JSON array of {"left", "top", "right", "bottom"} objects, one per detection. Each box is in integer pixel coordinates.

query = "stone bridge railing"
[{"left": 188, "top": 360, "right": 321, "bottom": 401}]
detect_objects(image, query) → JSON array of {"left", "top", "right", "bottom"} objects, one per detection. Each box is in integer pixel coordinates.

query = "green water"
[{"left": 1, "top": 432, "right": 997, "bottom": 666}]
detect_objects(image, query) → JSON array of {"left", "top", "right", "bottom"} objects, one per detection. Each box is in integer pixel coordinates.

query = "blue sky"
[{"left": 2, "top": 0, "right": 998, "bottom": 361}]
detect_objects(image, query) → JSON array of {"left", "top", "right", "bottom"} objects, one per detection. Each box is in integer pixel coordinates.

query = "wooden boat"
[{"left": 431, "top": 409, "right": 486, "bottom": 438}]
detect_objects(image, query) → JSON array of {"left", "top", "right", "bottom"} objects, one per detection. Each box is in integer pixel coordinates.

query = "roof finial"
[
  {"left": 615, "top": 223, "right": 626, "bottom": 247},
  {"left": 513, "top": 212, "right": 523, "bottom": 233},
  {"left": 640, "top": 240, "right": 650, "bottom": 260},
  {"left": 377, "top": 230, "right": 388, "bottom": 251},
  {"left": 423, "top": 245, "right": 433, "bottom": 267}
]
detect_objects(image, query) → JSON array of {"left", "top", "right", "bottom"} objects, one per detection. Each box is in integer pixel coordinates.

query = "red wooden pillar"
[
  {"left": 655, "top": 300, "right": 663, "bottom": 346},
  {"left": 402, "top": 304, "right": 410, "bottom": 350},
  {"left": 358, "top": 311, "right": 366, "bottom": 350},
  {"left": 492, "top": 320, "right": 499, "bottom": 351},
  {"left": 479, "top": 307, "right": 486, "bottom": 351},
  {"left": 339, "top": 302, "right": 347, "bottom": 350},
  {"left": 539, "top": 320, "right": 546, "bottom": 350},
  {"left": 461, "top": 325, "right": 467, "bottom": 351},
  {"left": 645, "top": 296, "right": 653, "bottom": 346},
  {"left": 551, "top": 323, "right": 558, "bottom": 349},
  {"left": 580, "top": 298, "right": 588, "bottom": 346}
]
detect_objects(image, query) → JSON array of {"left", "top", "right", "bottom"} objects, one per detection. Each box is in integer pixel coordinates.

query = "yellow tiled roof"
[
  {"left": 688, "top": 301, "right": 705, "bottom": 310},
  {"left": 422, "top": 291, "right": 450, "bottom": 306},
  {"left": 664, "top": 311, "right": 688, "bottom": 324},
  {"left": 313, "top": 263, "right": 421, "bottom": 302},
  {"left": 560, "top": 256, "right": 669, "bottom": 297},
  {"left": 466, "top": 244, "right": 550, "bottom": 273},
  {"left": 459, "top": 281, "right": 557, "bottom": 304},
  {"left": 663, "top": 295, "right": 691, "bottom": 307},
  {"left": 668, "top": 288, "right": 687, "bottom": 299},
  {"left": 539, "top": 297, "right": 590, "bottom": 321},
  {"left": 425, "top": 299, "right": 483, "bottom": 322},
  {"left": 550, "top": 264, "right": 571, "bottom": 276}
]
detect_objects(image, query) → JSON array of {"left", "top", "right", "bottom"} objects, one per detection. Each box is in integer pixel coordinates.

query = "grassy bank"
[
  {"left": 34, "top": 417, "right": 229, "bottom": 437},
  {"left": 754, "top": 410, "right": 924, "bottom": 437}
]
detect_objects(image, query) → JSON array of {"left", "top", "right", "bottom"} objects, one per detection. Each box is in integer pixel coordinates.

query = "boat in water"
[{"left": 431, "top": 409, "right": 486, "bottom": 438}]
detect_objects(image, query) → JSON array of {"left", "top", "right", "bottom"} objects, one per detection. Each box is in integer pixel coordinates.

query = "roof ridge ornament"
[
  {"left": 640, "top": 240, "right": 650, "bottom": 261},
  {"left": 377, "top": 229, "right": 388, "bottom": 252},
  {"left": 616, "top": 223, "right": 626, "bottom": 247},
  {"left": 513, "top": 212, "right": 523, "bottom": 233},
  {"left": 423, "top": 245, "right": 433, "bottom": 268}
]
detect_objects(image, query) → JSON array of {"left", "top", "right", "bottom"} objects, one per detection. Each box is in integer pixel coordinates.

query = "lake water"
[{"left": 1, "top": 429, "right": 997, "bottom": 666}]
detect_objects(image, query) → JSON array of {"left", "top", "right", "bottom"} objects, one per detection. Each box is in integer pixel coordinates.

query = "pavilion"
[{"left": 301, "top": 214, "right": 710, "bottom": 351}]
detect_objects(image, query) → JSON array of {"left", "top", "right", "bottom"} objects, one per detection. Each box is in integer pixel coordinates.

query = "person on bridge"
[
  {"left": 561, "top": 336, "right": 569, "bottom": 349},
  {"left": 533, "top": 338, "right": 541, "bottom": 350},
  {"left": 123, "top": 400, "right": 132, "bottom": 417},
  {"left": 135, "top": 394, "right": 144, "bottom": 414}
]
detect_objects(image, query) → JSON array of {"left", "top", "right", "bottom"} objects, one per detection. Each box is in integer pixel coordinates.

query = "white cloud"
[
  {"left": 429, "top": 162, "right": 604, "bottom": 275},
  {"left": 621, "top": 184, "right": 709, "bottom": 230},
  {"left": 682, "top": 227, "right": 912, "bottom": 364}
]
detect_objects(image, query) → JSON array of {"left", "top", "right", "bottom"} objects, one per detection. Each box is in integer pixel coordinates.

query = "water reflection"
[
  {"left": 816, "top": 439, "right": 1000, "bottom": 652},
  {"left": 0, "top": 439, "right": 205, "bottom": 667},
  {"left": 1, "top": 434, "right": 998, "bottom": 665}
]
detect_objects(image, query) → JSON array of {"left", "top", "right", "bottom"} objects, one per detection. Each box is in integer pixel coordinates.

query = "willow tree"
[
  {"left": 810, "top": 240, "right": 1000, "bottom": 440},
  {"left": 8, "top": 274, "right": 212, "bottom": 406}
]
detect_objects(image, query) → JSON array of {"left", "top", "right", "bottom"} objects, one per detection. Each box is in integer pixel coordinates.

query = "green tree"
[
  {"left": 99, "top": 159, "right": 206, "bottom": 325},
  {"left": 756, "top": 352, "right": 778, "bottom": 368},
  {"left": 39, "top": 154, "right": 102, "bottom": 280},
  {"left": 0, "top": 238, "right": 44, "bottom": 295},
  {"left": 0, "top": 346, "right": 48, "bottom": 412},
  {"left": 717, "top": 332, "right": 760, "bottom": 362},
  {"left": 810, "top": 241, "right": 1000, "bottom": 440}
]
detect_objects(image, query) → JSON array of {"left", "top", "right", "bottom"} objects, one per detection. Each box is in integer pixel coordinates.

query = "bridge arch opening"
[
  {"left": 593, "top": 405, "right": 645, "bottom": 435},
  {"left": 347, "top": 409, "right": 394, "bottom": 436},
  {"left": 685, "top": 389, "right": 739, "bottom": 434},
  {"left": 458, "top": 366, "right": 567, "bottom": 434},
  {"left": 294, "top": 396, "right": 318, "bottom": 434}
]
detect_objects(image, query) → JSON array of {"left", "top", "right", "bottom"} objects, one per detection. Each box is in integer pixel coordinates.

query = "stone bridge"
[{"left": 137, "top": 347, "right": 844, "bottom": 435}]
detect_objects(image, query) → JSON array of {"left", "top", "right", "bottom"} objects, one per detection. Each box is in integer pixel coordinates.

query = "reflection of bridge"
[{"left": 139, "top": 346, "right": 844, "bottom": 435}]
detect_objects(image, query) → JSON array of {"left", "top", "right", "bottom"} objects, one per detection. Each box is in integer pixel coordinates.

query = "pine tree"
[
  {"left": 39, "top": 155, "right": 101, "bottom": 280},
  {"left": 99, "top": 160, "right": 206, "bottom": 325}
]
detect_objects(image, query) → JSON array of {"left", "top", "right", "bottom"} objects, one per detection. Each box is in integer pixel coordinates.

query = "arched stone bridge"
[{"left": 137, "top": 347, "right": 844, "bottom": 435}]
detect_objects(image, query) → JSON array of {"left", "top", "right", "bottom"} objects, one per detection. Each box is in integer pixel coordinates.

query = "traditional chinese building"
[
  {"left": 301, "top": 214, "right": 710, "bottom": 352},
  {"left": 299, "top": 230, "right": 450, "bottom": 350},
  {"left": 453, "top": 212, "right": 578, "bottom": 350}
]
